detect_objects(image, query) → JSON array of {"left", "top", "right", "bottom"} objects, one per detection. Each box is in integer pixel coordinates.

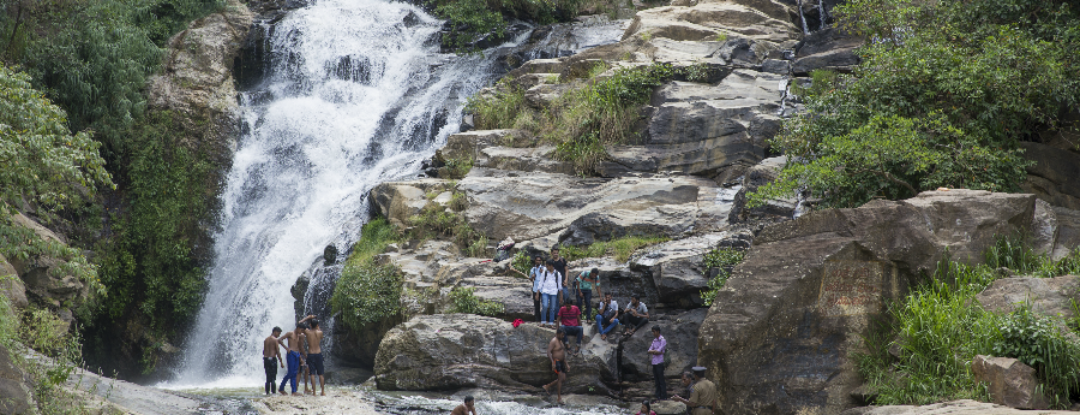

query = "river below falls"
[{"left": 173, "top": 386, "right": 633, "bottom": 415}]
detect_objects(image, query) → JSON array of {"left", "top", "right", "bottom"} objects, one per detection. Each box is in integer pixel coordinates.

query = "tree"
[
  {"left": 0, "top": 64, "right": 113, "bottom": 294},
  {"left": 751, "top": 0, "right": 1080, "bottom": 209}
]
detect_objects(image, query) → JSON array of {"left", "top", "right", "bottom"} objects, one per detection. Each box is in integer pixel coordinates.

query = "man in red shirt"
[{"left": 557, "top": 301, "right": 583, "bottom": 354}]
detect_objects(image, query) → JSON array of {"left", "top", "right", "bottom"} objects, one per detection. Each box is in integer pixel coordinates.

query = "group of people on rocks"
[
  {"left": 261, "top": 314, "right": 326, "bottom": 396},
  {"left": 514, "top": 246, "right": 718, "bottom": 413}
]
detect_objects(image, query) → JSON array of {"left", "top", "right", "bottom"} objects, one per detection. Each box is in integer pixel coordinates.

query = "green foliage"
[
  {"left": 467, "top": 63, "right": 682, "bottom": 174},
  {"left": 440, "top": 157, "right": 474, "bottom": 180},
  {"left": 433, "top": 0, "right": 582, "bottom": 52},
  {"left": 994, "top": 306, "right": 1080, "bottom": 405},
  {"left": 407, "top": 199, "right": 487, "bottom": 256},
  {"left": 0, "top": 281, "right": 16, "bottom": 348},
  {"left": 560, "top": 235, "right": 669, "bottom": 263},
  {"left": 448, "top": 286, "right": 505, "bottom": 316},
  {"left": 20, "top": 308, "right": 70, "bottom": 357},
  {"left": 0, "top": 65, "right": 112, "bottom": 296},
  {"left": 510, "top": 250, "right": 532, "bottom": 277},
  {"left": 857, "top": 241, "right": 1080, "bottom": 407},
  {"left": 700, "top": 248, "right": 745, "bottom": 306},
  {"left": 331, "top": 218, "right": 405, "bottom": 332},
  {"left": 752, "top": 0, "right": 1080, "bottom": 209}
]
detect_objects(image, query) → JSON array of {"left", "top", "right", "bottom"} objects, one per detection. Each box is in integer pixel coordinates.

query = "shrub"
[
  {"left": 856, "top": 241, "right": 1080, "bottom": 407},
  {"left": 700, "top": 248, "right": 745, "bottom": 306},
  {"left": 330, "top": 219, "right": 405, "bottom": 332},
  {"left": 467, "top": 63, "right": 683, "bottom": 174},
  {"left": 449, "top": 286, "right": 505, "bottom": 316},
  {"left": 407, "top": 200, "right": 487, "bottom": 255},
  {"left": 751, "top": 0, "right": 1080, "bottom": 209},
  {"left": 0, "top": 65, "right": 112, "bottom": 296},
  {"left": 560, "top": 235, "right": 669, "bottom": 263},
  {"left": 0, "top": 284, "right": 16, "bottom": 348},
  {"left": 510, "top": 250, "right": 533, "bottom": 277}
]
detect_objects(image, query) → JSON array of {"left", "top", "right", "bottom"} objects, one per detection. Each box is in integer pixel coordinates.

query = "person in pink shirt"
[{"left": 557, "top": 301, "right": 583, "bottom": 354}]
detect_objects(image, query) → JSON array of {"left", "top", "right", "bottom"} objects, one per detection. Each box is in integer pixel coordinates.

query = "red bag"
[{"left": 512, "top": 318, "right": 523, "bottom": 328}]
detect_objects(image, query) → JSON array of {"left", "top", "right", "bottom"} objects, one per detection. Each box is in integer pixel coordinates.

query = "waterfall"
[
  {"left": 818, "top": 0, "right": 828, "bottom": 31},
  {"left": 797, "top": 0, "right": 810, "bottom": 35},
  {"left": 171, "top": 0, "right": 518, "bottom": 386}
]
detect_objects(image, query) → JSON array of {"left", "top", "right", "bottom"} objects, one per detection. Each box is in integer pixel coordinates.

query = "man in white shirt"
[{"left": 538, "top": 260, "right": 563, "bottom": 328}]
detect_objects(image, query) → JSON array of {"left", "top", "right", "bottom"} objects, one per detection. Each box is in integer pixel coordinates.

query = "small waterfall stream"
[{"left": 172, "top": 0, "right": 520, "bottom": 386}]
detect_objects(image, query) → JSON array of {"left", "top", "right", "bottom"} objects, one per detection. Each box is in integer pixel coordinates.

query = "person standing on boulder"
[
  {"left": 576, "top": 267, "right": 601, "bottom": 319},
  {"left": 550, "top": 246, "right": 569, "bottom": 303},
  {"left": 672, "top": 366, "right": 717, "bottom": 415},
  {"left": 647, "top": 326, "right": 668, "bottom": 400},
  {"left": 262, "top": 327, "right": 285, "bottom": 395},
  {"left": 538, "top": 260, "right": 563, "bottom": 328},
  {"left": 596, "top": 292, "right": 619, "bottom": 340},
  {"left": 277, "top": 324, "right": 306, "bottom": 395},
  {"left": 451, "top": 396, "right": 477, "bottom": 415},
  {"left": 542, "top": 328, "right": 569, "bottom": 404},
  {"left": 557, "top": 301, "right": 584, "bottom": 354},
  {"left": 513, "top": 255, "right": 545, "bottom": 322},
  {"left": 299, "top": 314, "right": 326, "bottom": 396},
  {"left": 621, "top": 295, "right": 650, "bottom": 336}
]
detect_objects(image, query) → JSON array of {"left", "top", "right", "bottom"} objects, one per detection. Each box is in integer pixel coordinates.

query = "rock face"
[
  {"left": 6, "top": 214, "right": 89, "bottom": 312},
  {"left": 842, "top": 400, "right": 1075, "bottom": 415},
  {"left": 975, "top": 275, "right": 1080, "bottom": 334},
  {"left": 461, "top": 168, "right": 732, "bottom": 244},
  {"left": 971, "top": 355, "right": 1048, "bottom": 410},
  {"left": 0, "top": 254, "right": 28, "bottom": 310},
  {"left": 699, "top": 190, "right": 1052, "bottom": 415},
  {"left": 374, "top": 314, "right": 617, "bottom": 394},
  {"left": 1020, "top": 141, "right": 1080, "bottom": 211},
  {"left": 792, "top": 27, "right": 862, "bottom": 75},
  {"left": 0, "top": 345, "right": 33, "bottom": 415},
  {"left": 147, "top": 0, "right": 253, "bottom": 155},
  {"left": 619, "top": 308, "right": 708, "bottom": 385}
]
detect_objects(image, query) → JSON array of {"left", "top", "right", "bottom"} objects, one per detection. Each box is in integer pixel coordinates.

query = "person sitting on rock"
[
  {"left": 451, "top": 395, "right": 477, "bottom": 415},
  {"left": 596, "top": 292, "right": 619, "bottom": 340},
  {"left": 542, "top": 328, "right": 569, "bottom": 404},
  {"left": 620, "top": 294, "right": 650, "bottom": 336},
  {"left": 575, "top": 267, "right": 601, "bottom": 318},
  {"left": 558, "top": 301, "right": 584, "bottom": 354},
  {"left": 672, "top": 366, "right": 717, "bottom": 415}
]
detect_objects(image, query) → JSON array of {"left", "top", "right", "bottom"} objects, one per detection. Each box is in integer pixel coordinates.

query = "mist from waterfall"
[{"left": 169, "top": 0, "right": 513, "bottom": 387}]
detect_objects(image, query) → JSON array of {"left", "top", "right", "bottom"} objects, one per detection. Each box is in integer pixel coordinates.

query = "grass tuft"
[{"left": 561, "top": 235, "right": 669, "bottom": 263}]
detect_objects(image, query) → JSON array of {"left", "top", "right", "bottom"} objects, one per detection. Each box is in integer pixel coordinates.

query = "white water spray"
[{"left": 170, "top": 0, "right": 514, "bottom": 387}]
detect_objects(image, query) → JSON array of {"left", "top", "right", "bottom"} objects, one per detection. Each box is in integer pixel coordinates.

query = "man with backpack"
[{"left": 538, "top": 260, "right": 563, "bottom": 328}]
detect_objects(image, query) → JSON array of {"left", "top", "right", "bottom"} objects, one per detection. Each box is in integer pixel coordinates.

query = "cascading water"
[{"left": 172, "top": 0, "right": 519, "bottom": 386}]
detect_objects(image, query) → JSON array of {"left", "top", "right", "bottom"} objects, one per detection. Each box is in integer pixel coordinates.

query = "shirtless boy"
[
  {"left": 542, "top": 328, "right": 569, "bottom": 404},
  {"left": 277, "top": 324, "right": 306, "bottom": 395},
  {"left": 299, "top": 314, "right": 326, "bottom": 396},
  {"left": 262, "top": 327, "right": 284, "bottom": 395}
]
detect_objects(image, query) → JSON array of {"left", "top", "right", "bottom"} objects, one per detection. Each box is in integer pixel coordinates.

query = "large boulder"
[
  {"left": 6, "top": 214, "right": 88, "bottom": 310},
  {"left": 975, "top": 276, "right": 1080, "bottom": 323},
  {"left": 0, "top": 344, "right": 33, "bottom": 415},
  {"left": 629, "top": 232, "right": 746, "bottom": 307},
  {"left": 792, "top": 28, "right": 863, "bottom": 75},
  {"left": 605, "top": 70, "right": 784, "bottom": 181},
  {"left": 147, "top": 0, "right": 253, "bottom": 153},
  {"left": 620, "top": 308, "right": 708, "bottom": 385},
  {"left": 0, "top": 254, "right": 28, "bottom": 309},
  {"left": 374, "top": 314, "right": 618, "bottom": 394},
  {"left": 459, "top": 168, "right": 732, "bottom": 244},
  {"left": 623, "top": 1, "right": 800, "bottom": 44},
  {"left": 699, "top": 190, "right": 1050, "bottom": 415},
  {"left": 971, "top": 355, "right": 1048, "bottom": 410},
  {"left": 368, "top": 179, "right": 452, "bottom": 227}
]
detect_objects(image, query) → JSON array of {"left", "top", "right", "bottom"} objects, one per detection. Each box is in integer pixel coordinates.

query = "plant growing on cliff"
[
  {"left": 448, "top": 287, "right": 505, "bottom": 316},
  {"left": 560, "top": 235, "right": 669, "bottom": 263},
  {"left": 432, "top": 0, "right": 582, "bottom": 52},
  {"left": 751, "top": 0, "right": 1080, "bottom": 209},
  {"left": 331, "top": 218, "right": 405, "bottom": 331},
  {"left": 0, "top": 65, "right": 112, "bottom": 295},
  {"left": 700, "top": 248, "right": 745, "bottom": 306}
]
